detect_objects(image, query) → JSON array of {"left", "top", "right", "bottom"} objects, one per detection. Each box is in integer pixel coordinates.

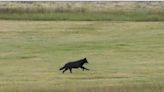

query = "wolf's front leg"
[
  {"left": 80, "top": 66, "right": 89, "bottom": 71},
  {"left": 62, "top": 68, "right": 68, "bottom": 73}
]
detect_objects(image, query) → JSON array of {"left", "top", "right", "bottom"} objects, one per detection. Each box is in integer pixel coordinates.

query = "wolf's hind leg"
[{"left": 69, "top": 68, "right": 72, "bottom": 73}]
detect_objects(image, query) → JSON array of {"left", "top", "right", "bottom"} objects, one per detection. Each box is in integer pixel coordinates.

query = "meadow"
[
  {"left": 0, "top": 1, "right": 164, "bottom": 92},
  {"left": 0, "top": 20, "right": 164, "bottom": 92}
]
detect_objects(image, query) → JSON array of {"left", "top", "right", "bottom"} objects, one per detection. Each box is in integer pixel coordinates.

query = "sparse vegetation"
[{"left": 0, "top": 1, "right": 164, "bottom": 21}]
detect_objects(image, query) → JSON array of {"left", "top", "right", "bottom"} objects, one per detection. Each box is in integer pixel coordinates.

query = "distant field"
[
  {"left": 0, "top": 2, "right": 164, "bottom": 21},
  {"left": 0, "top": 12, "right": 164, "bottom": 21},
  {"left": 0, "top": 20, "right": 164, "bottom": 92}
]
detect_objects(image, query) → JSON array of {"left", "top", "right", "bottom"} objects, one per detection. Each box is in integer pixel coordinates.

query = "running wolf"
[{"left": 59, "top": 58, "right": 89, "bottom": 73}]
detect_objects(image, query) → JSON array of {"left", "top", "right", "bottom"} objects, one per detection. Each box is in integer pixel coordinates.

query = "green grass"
[
  {"left": 0, "top": 20, "right": 164, "bottom": 92},
  {"left": 0, "top": 11, "right": 164, "bottom": 21}
]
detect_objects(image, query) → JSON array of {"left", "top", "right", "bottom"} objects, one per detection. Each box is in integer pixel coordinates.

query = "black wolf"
[{"left": 59, "top": 58, "right": 89, "bottom": 73}]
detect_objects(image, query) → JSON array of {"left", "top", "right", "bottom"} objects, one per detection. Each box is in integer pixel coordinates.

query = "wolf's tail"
[{"left": 59, "top": 66, "right": 65, "bottom": 70}]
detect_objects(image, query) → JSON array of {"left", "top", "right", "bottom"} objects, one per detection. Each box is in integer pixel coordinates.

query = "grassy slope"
[{"left": 0, "top": 20, "right": 164, "bottom": 92}]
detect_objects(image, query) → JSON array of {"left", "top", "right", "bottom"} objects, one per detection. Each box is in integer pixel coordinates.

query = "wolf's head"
[{"left": 83, "top": 58, "right": 89, "bottom": 64}]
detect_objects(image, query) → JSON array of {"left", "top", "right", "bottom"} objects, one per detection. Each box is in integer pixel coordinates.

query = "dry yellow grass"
[{"left": 0, "top": 1, "right": 164, "bottom": 13}]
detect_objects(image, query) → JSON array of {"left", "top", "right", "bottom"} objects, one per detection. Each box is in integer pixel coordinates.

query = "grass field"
[{"left": 0, "top": 20, "right": 164, "bottom": 92}]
